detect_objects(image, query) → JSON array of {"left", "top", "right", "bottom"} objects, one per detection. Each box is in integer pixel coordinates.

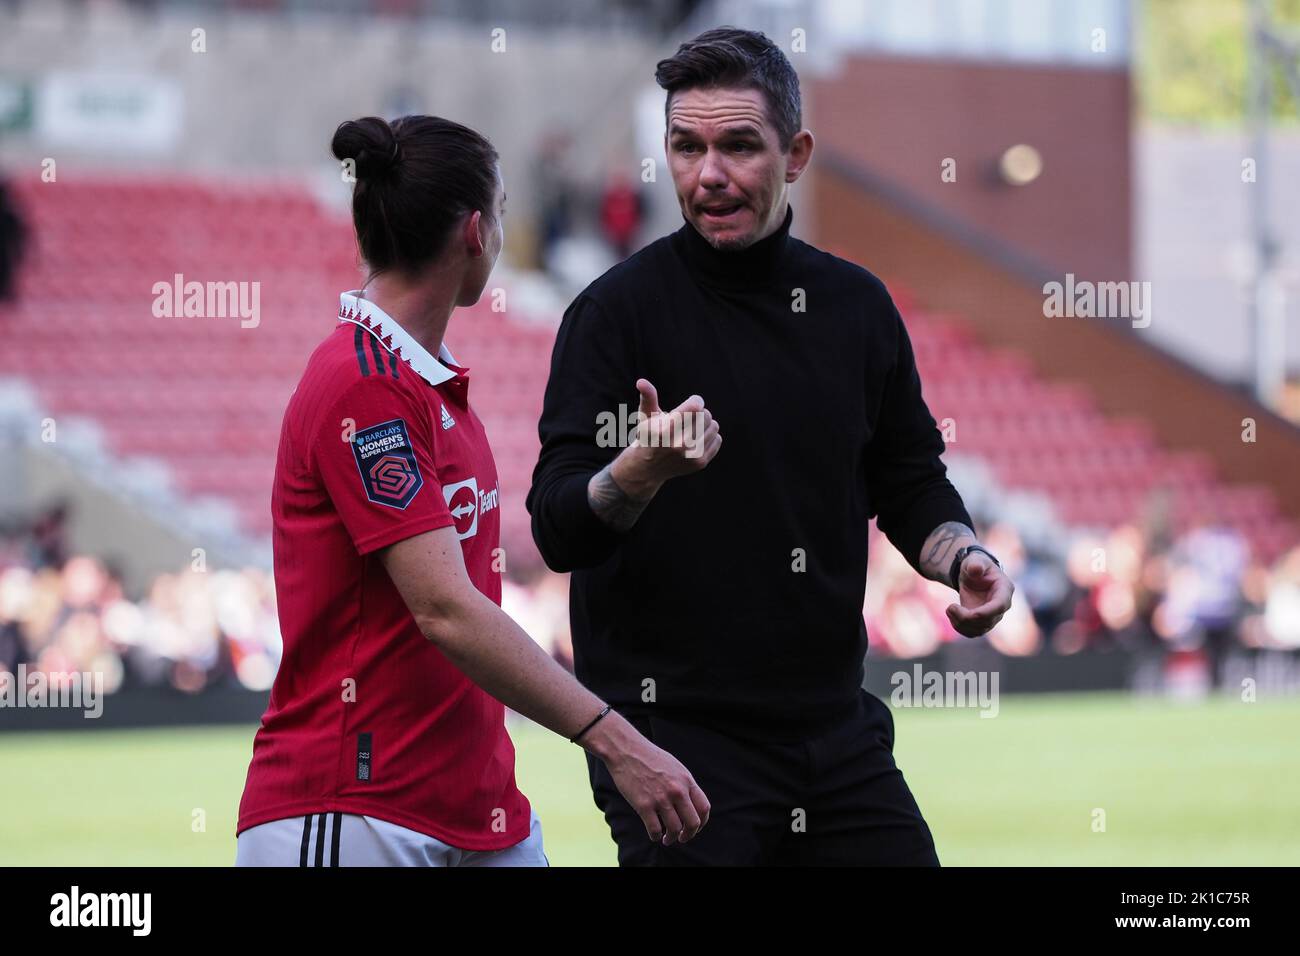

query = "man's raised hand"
[
  {"left": 587, "top": 378, "right": 722, "bottom": 532},
  {"left": 628, "top": 377, "right": 722, "bottom": 476}
]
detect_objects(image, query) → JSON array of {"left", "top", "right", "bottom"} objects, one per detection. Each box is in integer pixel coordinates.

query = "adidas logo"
[{"left": 440, "top": 404, "right": 456, "bottom": 430}]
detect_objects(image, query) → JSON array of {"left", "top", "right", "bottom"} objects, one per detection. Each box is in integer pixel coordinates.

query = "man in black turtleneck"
[{"left": 527, "top": 28, "right": 1015, "bottom": 866}]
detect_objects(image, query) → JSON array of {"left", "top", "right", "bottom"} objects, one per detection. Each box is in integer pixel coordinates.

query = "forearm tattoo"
[
  {"left": 920, "top": 520, "right": 976, "bottom": 584},
  {"left": 587, "top": 463, "right": 653, "bottom": 533}
]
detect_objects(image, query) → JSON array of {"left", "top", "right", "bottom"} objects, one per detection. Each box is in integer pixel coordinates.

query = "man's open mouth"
[{"left": 700, "top": 203, "right": 743, "bottom": 220}]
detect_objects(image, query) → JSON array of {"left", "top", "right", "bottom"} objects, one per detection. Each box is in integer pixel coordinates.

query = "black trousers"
[{"left": 586, "top": 689, "right": 940, "bottom": 866}]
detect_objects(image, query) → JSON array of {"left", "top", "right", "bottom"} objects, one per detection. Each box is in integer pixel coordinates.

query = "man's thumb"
[{"left": 636, "top": 378, "right": 661, "bottom": 416}]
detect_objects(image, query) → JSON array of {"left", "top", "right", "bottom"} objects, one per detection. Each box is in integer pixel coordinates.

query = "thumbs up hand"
[
  {"left": 634, "top": 377, "right": 721, "bottom": 464},
  {"left": 607, "top": 378, "right": 722, "bottom": 501}
]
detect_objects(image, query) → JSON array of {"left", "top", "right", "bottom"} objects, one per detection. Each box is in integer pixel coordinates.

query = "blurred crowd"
[
  {"left": 866, "top": 517, "right": 1300, "bottom": 683},
  {"left": 0, "top": 506, "right": 280, "bottom": 695},
  {"left": 3, "top": 503, "right": 1298, "bottom": 697}
]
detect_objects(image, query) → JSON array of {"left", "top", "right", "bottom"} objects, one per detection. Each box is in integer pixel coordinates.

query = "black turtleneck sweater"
[{"left": 526, "top": 204, "right": 971, "bottom": 741}]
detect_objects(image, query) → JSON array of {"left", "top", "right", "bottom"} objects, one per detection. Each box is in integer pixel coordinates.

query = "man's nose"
[{"left": 698, "top": 147, "right": 728, "bottom": 190}]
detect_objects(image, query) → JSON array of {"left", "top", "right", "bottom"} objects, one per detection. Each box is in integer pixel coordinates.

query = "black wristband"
[
  {"left": 570, "top": 704, "right": 612, "bottom": 744},
  {"left": 949, "top": 544, "right": 1001, "bottom": 590}
]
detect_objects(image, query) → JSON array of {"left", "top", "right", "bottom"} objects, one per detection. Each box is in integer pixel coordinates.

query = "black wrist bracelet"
[
  {"left": 949, "top": 544, "right": 1001, "bottom": 590},
  {"left": 570, "top": 704, "right": 612, "bottom": 744}
]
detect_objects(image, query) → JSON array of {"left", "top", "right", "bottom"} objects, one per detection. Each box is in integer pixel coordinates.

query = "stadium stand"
[
  {"left": 0, "top": 173, "right": 1293, "bottom": 573},
  {"left": 0, "top": 174, "right": 557, "bottom": 568}
]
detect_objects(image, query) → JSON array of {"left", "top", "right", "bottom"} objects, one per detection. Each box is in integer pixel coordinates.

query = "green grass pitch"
[{"left": 2, "top": 692, "right": 1297, "bottom": 866}]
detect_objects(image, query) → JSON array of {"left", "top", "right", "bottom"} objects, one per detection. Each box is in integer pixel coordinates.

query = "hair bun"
[{"left": 331, "top": 116, "right": 401, "bottom": 179}]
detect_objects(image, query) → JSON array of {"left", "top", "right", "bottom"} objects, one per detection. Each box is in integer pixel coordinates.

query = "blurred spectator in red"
[
  {"left": 598, "top": 169, "right": 644, "bottom": 260},
  {"left": 1051, "top": 535, "right": 1110, "bottom": 654}
]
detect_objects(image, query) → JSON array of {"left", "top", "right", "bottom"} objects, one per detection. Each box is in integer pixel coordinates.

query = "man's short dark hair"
[{"left": 655, "top": 26, "right": 802, "bottom": 152}]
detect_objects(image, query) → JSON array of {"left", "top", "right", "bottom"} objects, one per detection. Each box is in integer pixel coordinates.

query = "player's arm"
[{"left": 380, "top": 526, "right": 710, "bottom": 846}]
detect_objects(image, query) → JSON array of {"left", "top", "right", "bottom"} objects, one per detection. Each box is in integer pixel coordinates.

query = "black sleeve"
[
  {"left": 526, "top": 293, "right": 634, "bottom": 572},
  {"left": 866, "top": 299, "right": 973, "bottom": 576}
]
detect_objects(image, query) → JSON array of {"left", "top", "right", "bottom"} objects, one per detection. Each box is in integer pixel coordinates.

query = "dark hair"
[
  {"left": 331, "top": 115, "right": 499, "bottom": 278},
  {"left": 654, "top": 26, "right": 802, "bottom": 151}
]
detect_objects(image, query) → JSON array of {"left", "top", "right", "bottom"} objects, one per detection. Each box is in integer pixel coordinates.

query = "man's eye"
[
  {"left": 676, "top": 142, "right": 698, "bottom": 154},
  {"left": 731, "top": 142, "right": 753, "bottom": 153}
]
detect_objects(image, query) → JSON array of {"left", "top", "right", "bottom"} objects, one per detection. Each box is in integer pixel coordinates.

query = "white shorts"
[{"left": 235, "top": 808, "right": 548, "bottom": 867}]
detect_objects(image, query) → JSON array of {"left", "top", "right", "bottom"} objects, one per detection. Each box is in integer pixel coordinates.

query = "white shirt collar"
[{"left": 337, "top": 290, "right": 460, "bottom": 387}]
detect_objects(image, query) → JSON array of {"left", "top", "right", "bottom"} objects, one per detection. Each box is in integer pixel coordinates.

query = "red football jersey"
[{"left": 237, "top": 291, "right": 531, "bottom": 851}]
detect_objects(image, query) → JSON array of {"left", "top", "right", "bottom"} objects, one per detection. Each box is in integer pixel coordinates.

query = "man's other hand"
[{"left": 946, "top": 555, "right": 1014, "bottom": 638}]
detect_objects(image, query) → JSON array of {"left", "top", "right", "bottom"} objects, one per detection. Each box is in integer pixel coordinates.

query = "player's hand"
[
  {"left": 946, "top": 555, "right": 1014, "bottom": 638},
  {"left": 610, "top": 378, "right": 721, "bottom": 496},
  {"left": 585, "top": 713, "right": 710, "bottom": 846}
]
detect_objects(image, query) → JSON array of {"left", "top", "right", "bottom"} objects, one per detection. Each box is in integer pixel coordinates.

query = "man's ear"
[
  {"left": 466, "top": 210, "right": 485, "bottom": 258},
  {"left": 785, "top": 130, "right": 815, "bottom": 184}
]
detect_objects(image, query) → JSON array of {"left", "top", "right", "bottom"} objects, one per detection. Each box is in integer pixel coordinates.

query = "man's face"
[{"left": 665, "top": 85, "right": 805, "bottom": 251}]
